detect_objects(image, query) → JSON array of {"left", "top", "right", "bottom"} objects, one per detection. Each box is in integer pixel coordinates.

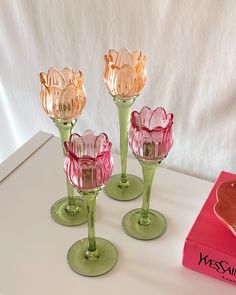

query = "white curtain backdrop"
[{"left": 0, "top": 0, "right": 235, "bottom": 181}]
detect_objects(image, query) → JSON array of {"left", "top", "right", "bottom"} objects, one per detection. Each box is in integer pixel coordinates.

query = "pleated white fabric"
[{"left": 0, "top": 0, "right": 235, "bottom": 180}]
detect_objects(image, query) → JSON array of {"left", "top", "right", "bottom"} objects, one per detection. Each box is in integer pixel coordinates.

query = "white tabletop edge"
[{"left": 0, "top": 131, "right": 53, "bottom": 183}]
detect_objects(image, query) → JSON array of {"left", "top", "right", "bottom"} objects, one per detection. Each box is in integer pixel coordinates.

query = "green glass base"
[
  {"left": 51, "top": 197, "right": 87, "bottom": 226},
  {"left": 122, "top": 208, "right": 167, "bottom": 240},
  {"left": 67, "top": 237, "right": 118, "bottom": 277},
  {"left": 104, "top": 174, "right": 143, "bottom": 201}
]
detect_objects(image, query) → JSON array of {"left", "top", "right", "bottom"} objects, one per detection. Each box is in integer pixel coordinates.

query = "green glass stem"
[
  {"left": 54, "top": 119, "right": 78, "bottom": 214},
  {"left": 82, "top": 190, "right": 99, "bottom": 259},
  {"left": 138, "top": 160, "right": 158, "bottom": 225},
  {"left": 67, "top": 185, "right": 118, "bottom": 276},
  {"left": 122, "top": 159, "right": 166, "bottom": 240},
  {"left": 114, "top": 97, "right": 135, "bottom": 188}
]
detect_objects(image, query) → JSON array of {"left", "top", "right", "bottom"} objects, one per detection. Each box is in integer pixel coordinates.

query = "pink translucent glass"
[
  {"left": 64, "top": 130, "right": 113, "bottom": 192},
  {"left": 129, "top": 106, "right": 174, "bottom": 162},
  {"left": 104, "top": 48, "right": 147, "bottom": 99},
  {"left": 40, "top": 67, "right": 87, "bottom": 122}
]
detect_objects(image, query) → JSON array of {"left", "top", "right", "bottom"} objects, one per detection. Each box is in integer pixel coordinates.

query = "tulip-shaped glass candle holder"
[
  {"left": 40, "top": 67, "right": 87, "bottom": 226},
  {"left": 122, "top": 107, "right": 174, "bottom": 240},
  {"left": 64, "top": 131, "right": 118, "bottom": 276},
  {"left": 103, "top": 48, "right": 147, "bottom": 201}
]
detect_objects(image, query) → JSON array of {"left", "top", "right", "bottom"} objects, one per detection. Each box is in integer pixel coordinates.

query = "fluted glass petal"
[
  {"left": 116, "top": 48, "right": 134, "bottom": 67},
  {"left": 47, "top": 68, "right": 65, "bottom": 88},
  {"left": 114, "top": 66, "right": 136, "bottom": 97}
]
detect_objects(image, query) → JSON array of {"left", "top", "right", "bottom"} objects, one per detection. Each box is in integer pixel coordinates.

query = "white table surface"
[{"left": 0, "top": 132, "right": 235, "bottom": 295}]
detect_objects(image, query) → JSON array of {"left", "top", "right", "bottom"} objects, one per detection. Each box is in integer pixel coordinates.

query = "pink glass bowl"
[
  {"left": 40, "top": 67, "right": 87, "bottom": 122},
  {"left": 104, "top": 48, "right": 147, "bottom": 99},
  {"left": 214, "top": 179, "right": 236, "bottom": 237},
  {"left": 129, "top": 106, "right": 174, "bottom": 163},
  {"left": 64, "top": 130, "right": 113, "bottom": 192}
]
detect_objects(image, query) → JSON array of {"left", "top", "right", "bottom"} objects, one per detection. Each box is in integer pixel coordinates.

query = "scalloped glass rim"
[
  {"left": 104, "top": 47, "right": 147, "bottom": 68},
  {"left": 40, "top": 67, "right": 83, "bottom": 88},
  {"left": 214, "top": 179, "right": 236, "bottom": 237},
  {"left": 130, "top": 106, "right": 174, "bottom": 133},
  {"left": 64, "top": 132, "right": 112, "bottom": 162}
]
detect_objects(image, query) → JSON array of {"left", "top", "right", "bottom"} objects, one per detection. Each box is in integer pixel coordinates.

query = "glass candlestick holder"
[
  {"left": 64, "top": 131, "right": 118, "bottom": 276},
  {"left": 122, "top": 106, "right": 174, "bottom": 240},
  {"left": 40, "top": 67, "right": 87, "bottom": 226},
  {"left": 103, "top": 48, "right": 147, "bottom": 201}
]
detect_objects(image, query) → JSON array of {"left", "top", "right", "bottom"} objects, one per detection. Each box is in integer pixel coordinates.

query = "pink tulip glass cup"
[
  {"left": 64, "top": 130, "right": 118, "bottom": 277},
  {"left": 122, "top": 106, "right": 174, "bottom": 240}
]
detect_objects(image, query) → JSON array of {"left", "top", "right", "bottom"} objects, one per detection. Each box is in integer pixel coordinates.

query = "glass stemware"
[
  {"left": 122, "top": 106, "right": 174, "bottom": 240},
  {"left": 103, "top": 48, "right": 147, "bottom": 201},
  {"left": 64, "top": 131, "right": 118, "bottom": 276},
  {"left": 40, "top": 67, "right": 87, "bottom": 226}
]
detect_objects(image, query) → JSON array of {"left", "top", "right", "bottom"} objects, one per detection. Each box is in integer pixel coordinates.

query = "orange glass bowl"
[
  {"left": 40, "top": 67, "right": 87, "bottom": 122},
  {"left": 104, "top": 48, "right": 146, "bottom": 99}
]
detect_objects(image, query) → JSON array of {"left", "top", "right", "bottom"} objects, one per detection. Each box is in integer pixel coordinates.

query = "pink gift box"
[{"left": 183, "top": 171, "right": 236, "bottom": 286}]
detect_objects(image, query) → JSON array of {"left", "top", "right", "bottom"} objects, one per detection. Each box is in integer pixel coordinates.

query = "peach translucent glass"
[
  {"left": 40, "top": 67, "right": 87, "bottom": 122},
  {"left": 214, "top": 179, "right": 236, "bottom": 236},
  {"left": 129, "top": 106, "right": 174, "bottom": 163},
  {"left": 104, "top": 48, "right": 146, "bottom": 99},
  {"left": 64, "top": 130, "right": 113, "bottom": 192}
]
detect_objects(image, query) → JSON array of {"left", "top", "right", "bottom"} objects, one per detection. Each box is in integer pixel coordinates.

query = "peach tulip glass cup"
[
  {"left": 40, "top": 67, "right": 87, "bottom": 226},
  {"left": 64, "top": 131, "right": 118, "bottom": 276},
  {"left": 103, "top": 48, "right": 147, "bottom": 201},
  {"left": 122, "top": 107, "right": 174, "bottom": 240}
]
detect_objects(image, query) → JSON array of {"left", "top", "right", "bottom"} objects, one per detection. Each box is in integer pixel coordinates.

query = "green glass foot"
[
  {"left": 67, "top": 237, "right": 118, "bottom": 277},
  {"left": 122, "top": 208, "right": 167, "bottom": 240},
  {"left": 104, "top": 174, "right": 143, "bottom": 201},
  {"left": 51, "top": 197, "right": 87, "bottom": 226}
]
